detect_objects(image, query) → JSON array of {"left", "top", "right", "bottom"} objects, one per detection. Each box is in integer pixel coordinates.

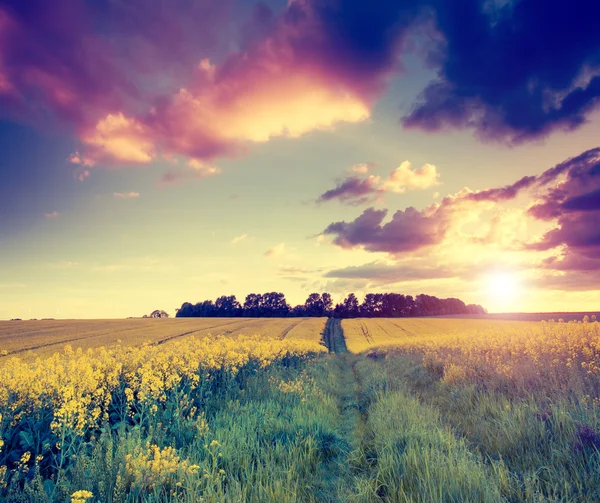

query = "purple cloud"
[
  {"left": 318, "top": 161, "right": 439, "bottom": 205},
  {"left": 322, "top": 147, "right": 600, "bottom": 262},
  {"left": 403, "top": 0, "right": 600, "bottom": 143},
  {"left": 322, "top": 205, "right": 451, "bottom": 253},
  {"left": 317, "top": 176, "right": 383, "bottom": 206},
  {"left": 464, "top": 176, "right": 538, "bottom": 202},
  {"left": 524, "top": 148, "right": 600, "bottom": 269}
]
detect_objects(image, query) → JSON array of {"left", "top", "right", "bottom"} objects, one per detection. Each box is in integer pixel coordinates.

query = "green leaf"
[{"left": 19, "top": 430, "right": 34, "bottom": 450}]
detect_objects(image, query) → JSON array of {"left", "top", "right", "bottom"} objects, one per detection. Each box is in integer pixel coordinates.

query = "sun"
[
  {"left": 489, "top": 272, "right": 519, "bottom": 298},
  {"left": 480, "top": 271, "right": 523, "bottom": 312}
]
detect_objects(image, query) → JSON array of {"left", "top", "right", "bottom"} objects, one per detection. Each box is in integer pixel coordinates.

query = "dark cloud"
[
  {"left": 526, "top": 148, "right": 600, "bottom": 266},
  {"left": 464, "top": 175, "right": 537, "bottom": 202},
  {"left": 322, "top": 205, "right": 451, "bottom": 253},
  {"left": 403, "top": 0, "right": 600, "bottom": 143},
  {"left": 317, "top": 176, "right": 382, "bottom": 206}
]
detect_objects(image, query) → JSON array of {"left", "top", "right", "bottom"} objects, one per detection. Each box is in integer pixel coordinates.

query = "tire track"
[
  {"left": 154, "top": 319, "right": 257, "bottom": 345},
  {"left": 317, "top": 320, "right": 379, "bottom": 502},
  {"left": 279, "top": 319, "right": 304, "bottom": 340},
  {"left": 0, "top": 319, "right": 249, "bottom": 358}
]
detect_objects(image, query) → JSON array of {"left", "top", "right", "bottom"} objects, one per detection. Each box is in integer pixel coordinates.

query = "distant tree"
[
  {"left": 334, "top": 293, "right": 360, "bottom": 318},
  {"left": 321, "top": 293, "right": 333, "bottom": 317},
  {"left": 290, "top": 304, "right": 307, "bottom": 317},
  {"left": 261, "top": 292, "right": 291, "bottom": 317},
  {"left": 243, "top": 293, "right": 263, "bottom": 317},
  {"left": 361, "top": 293, "right": 383, "bottom": 317},
  {"left": 215, "top": 295, "right": 242, "bottom": 317},
  {"left": 198, "top": 300, "right": 216, "bottom": 317},
  {"left": 149, "top": 309, "right": 169, "bottom": 318},
  {"left": 304, "top": 293, "right": 325, "bottom": 317},
  {"left": 176, "top": 302, "right": 194, "bottom": 318},
  {"left": 177, "top": 291, "right": 484, "bottom": 318},
  {"left": 466, "top": 303, "right": 487, "bottom": 314}
]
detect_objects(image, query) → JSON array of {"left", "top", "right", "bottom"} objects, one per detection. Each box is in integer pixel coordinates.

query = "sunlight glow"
[
  {"left": 481, "top": 271, "right": 523, "bottom": 312},
  {"left": 489, "top": 272, "right": 519, "bottom": 299}
]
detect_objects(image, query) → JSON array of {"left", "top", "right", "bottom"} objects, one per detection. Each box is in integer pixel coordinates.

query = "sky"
[{"left": 1, "top": 0, "right": 599, "bottom": 318}]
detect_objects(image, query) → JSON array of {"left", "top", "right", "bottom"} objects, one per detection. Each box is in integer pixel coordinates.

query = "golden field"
[{"left": 0, "top": 317, "right": 327, "bottom": 361}]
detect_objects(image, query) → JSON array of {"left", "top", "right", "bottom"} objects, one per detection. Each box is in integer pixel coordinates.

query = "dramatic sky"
[{"left": 1, "top": 0, "right": 599, "bottom": 318}]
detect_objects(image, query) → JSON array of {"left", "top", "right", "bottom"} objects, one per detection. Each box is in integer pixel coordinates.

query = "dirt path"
[{"left": 316, "top": 320, "right": 378, "bottom": 502}]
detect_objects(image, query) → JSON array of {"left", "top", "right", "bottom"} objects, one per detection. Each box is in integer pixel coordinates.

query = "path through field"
[{"left": 317, "top": 319, "right": 377, "bottom": 502}]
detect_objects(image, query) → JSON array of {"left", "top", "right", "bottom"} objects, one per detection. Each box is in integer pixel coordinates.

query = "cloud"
[
  {"left": 231, "top": 233, "right": 248, "bottom": 245},
  {"left": 74, "top": 168, "right": 91, "bottom": 182},
  {"left": 402, "top": 1, "right": 600, "bottom": 143},
  {"left": 349, "top": 162, "right": 376, "bottom": 174},
  {"left": 113, "top": 191, "right": 140, "bottom": 199},
  {"left": 78, "top": 113, "right": 156, "bottom": 166},
  {"left": 322, "top": 205, "right": 452, "bottom": 253},
  {"left": 321, "top": 147, "right": 600, "bottom": 293},
  {"left": 324, "top": 260, "right": 457, "bottom": 284},
  {"left": 317, "top": 176, "right": 383, "bottom": 205},
  {"left": 44, "top": 211, "right": 59, "bottom": 219},
  {"left": 160, "top": 159, "right": 219, "bottom": 185},
  {"left": 264, "top": 242, "right": 285, "bottom": 258},
  {"left": 318, "top": 161, "right": 439, "bottom": 205},
  {"left": 2, "top": 0, "right": 598, "bottom": 182},
  {"left": 463, "top": 175, "right": 538, "bottom": 203},
  {"left": 0, "top": 0, "right": 431, "bottom": 171},
  {"left": 517, "top": 148, "right": 600, "bottom": 272},
  {"left": 381, "top": 161, "right": 439, "bottom": 193}
]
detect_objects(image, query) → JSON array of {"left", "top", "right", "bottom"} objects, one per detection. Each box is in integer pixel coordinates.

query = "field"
[
  {"left": 1, "top": 316, "right": 600, "bottom": 502},
  {"left": 0, "top": 318, "right": 327, "bottom": 361}
]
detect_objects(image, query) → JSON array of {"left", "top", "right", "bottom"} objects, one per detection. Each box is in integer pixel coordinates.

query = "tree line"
[{"left": 175, "top": 292, "right": 486, "bottom": 318}]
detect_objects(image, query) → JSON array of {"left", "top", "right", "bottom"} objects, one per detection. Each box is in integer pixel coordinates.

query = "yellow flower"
[{"left": 71, "top": 490, "right": 93, "bottom": 503}]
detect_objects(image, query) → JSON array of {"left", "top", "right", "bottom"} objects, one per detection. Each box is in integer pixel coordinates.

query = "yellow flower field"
[
  {"left": 343, "top": 316, "right": 600, "bottom": 395},
  {"left": 0, "top": 333, "right": 326, "bottom": 497}
]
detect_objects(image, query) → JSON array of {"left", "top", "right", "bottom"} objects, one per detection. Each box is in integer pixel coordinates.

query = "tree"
[
  {"left": 261, "top": 292, "right": 291, "bottom": 317},
  {"left": 176, "top": 291, "right": 484, "bottom": 318},
  {"left": 334, "top": 293, "right": 359, "bottom": 318},
  {"left": 321, "top": 293, "right": 333, "bottom": 317},
  {"left": 243, "top": 293, "right": 263, "bottom": 317},
  {"left": 290, "top": 304, "right": 307, "bottom": 317},
  {"left": 361, "top": 293, "right": 383, "bottom": 317},
  {"left": 149, "top": 309, "right": 169, "bottom": 318},
  {"left": 304, "top": 293, "right": 324, "bottom": 317},
  {"left": 215, "top": 295, "right": 242, "bottom": 317},
  {"left": 176, "top": 302, "right": 194, "bottom": 317}
]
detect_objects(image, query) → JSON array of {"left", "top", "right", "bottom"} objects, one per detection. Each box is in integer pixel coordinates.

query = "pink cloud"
[
  {"left": 318, "top": 161, "right": 440, "bottom": 205},
  {"left": 160, "top": 158, "right": 219, "bottom": 185},
  {"left": 265, "top": 243, "right": 285, "bottom": 258},
  {"left": 381, "top": 162, "right": 440, "bottom": 193},
  {"left": 44, "top": 211, "right": 59, "bottom": 219},
  {"left": 113, "top": 192, "right": 140, "bottom": 199},
  {"left": 1, "top": 1, "right": 409, "bottom": 171}
]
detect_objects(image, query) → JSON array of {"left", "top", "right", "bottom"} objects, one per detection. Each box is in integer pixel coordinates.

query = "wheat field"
[{"left": 0, "top": 317, "right": 327, "bottom": 361}]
